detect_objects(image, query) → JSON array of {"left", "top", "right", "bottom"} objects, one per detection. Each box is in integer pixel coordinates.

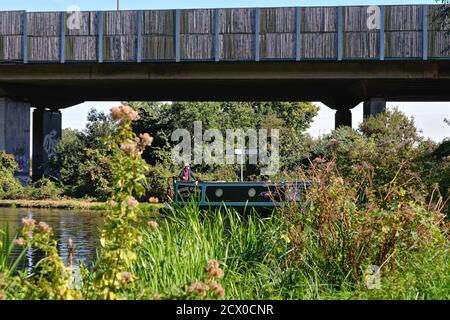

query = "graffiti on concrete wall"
[
  {"left": 13, "top": 146, "right": 30, "bottom": 174},
  {"left": 43, "top": 130, "right": 59, "bottom": 158}
]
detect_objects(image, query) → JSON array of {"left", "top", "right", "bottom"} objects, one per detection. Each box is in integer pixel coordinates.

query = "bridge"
[{"left": 0, "top": 4, "right": 449, "bottom": 181}]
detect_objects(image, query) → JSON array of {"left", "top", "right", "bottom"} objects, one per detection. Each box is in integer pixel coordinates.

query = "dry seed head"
[
  {"left": 13, "top": 237, "right": 25, "bottom": 246},
  {"left": 117, "top": 271, "right": 133, "bottom": 284},
  {"left": 120, "top": 142, "right": 138, "bottom": 155},
  {"left": 148, "top": 220, "right": 158, "bottom": 231},
  {"left": 111, "top": 105, "right": 140, "bottom": 122},
  {"left": 149, "top": 197, "right": 159, "bottom": 204},
  {"left": 205, "top": 260, "right": 224, "bottom": 279},
  {"left": 126, "top": 197, "right": 139, "bottom": 208},
  {"left": 139, "top": 133, "right": 154, "bottom": 146},
  {"left": 37, "top": 221, "right": 52, "bottom": 234},
  {"left": 21, "top": 217, "right": 35, "bottom": 228},
  {"left": 187, "top": 281, "right": 209, "bottom": 297}
]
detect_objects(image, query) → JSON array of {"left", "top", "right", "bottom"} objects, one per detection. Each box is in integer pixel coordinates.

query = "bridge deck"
[{"left": 0, "top": 5, "right": 449, "bottom": 64}]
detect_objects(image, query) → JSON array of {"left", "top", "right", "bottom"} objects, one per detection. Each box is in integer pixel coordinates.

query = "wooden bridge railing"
[{"left": 0, "top": 5, "right": 448, "bottom": 63}]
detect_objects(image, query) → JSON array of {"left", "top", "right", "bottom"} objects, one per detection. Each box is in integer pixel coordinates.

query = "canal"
[{"left": 0, "top": 207, "right": 103, "bottom": 274}]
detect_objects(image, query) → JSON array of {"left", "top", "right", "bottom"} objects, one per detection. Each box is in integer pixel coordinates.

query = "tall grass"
[
  {"left": 0, "top": 225, "right": 26, "bottom": 276},
  {"left": 132, "top": 203, "right": 297, "bottom": 299},
  {"left": 131, "top": 195, "right": 449, "bottom": 299}
]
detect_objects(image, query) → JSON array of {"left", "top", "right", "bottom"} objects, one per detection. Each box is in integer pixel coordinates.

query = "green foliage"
[
  {"left": 131, "top": 205, "right": 292, "bottom": 299},
  {"left": 1, "top": 219, "right": 79, "bottom": 300},
  {"left": 0, "top": 152, "right": 23, "bottom": 199},
  {"left": 129, "top": 101, "right": 318, "bottom": 175},
  {"left": 353, "top": 245, "right": 450, "bottom": 299},
  {"left": 281, "top": 159, "right": 448, "bottom": 295},
  {"left": 25, "top": 179, "right": 62, "bottom": 200},
  {"left": 0, "top": 151, "right": 18, "bottom": 171},
  {"left": 0, "top": 225, "right": 26, "bottom": 277},
  {"left": 309, "top": 109, "right": 449, "bottom": 213},
  {"left": 82, "top": 105, "right": 152, "bottom": 300},
  {"left": 50, "top": 110, "right": 116, "bottom": 200}
]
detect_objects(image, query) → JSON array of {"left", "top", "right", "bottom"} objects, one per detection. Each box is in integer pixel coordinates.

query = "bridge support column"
[
  {"left": 363, "top": 98, "right": 386, "bottom": 118},
  {"left": 335, "top": 108, "right": 352, "bottom": 128},
  {"left": 32, "top": 109, "right": 62, "bottom": 181},
  {"left": 0, "top": 98, "right": 31, "bottom": 184}
]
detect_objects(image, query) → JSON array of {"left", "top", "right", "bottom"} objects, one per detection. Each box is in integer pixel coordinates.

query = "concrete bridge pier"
[
  {"left": 335, "top": 108, "right": 353, "bottom": 128},
  {"left": 322, "top": 99, "right": 359, "bottom": 129},
  {"left": 0, "top": 98, "right": 31, "bottom": 184},
  {"left": 363, "top": 98, "right": 386, "bottom": 119},
  {"left": 32, "top": 109, "right": 62, "bottom": 181}
]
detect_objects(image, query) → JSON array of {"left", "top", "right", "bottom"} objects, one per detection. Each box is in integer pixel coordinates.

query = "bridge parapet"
[{"left": 0, "top": 5, "right": 448, "bottom": 64}]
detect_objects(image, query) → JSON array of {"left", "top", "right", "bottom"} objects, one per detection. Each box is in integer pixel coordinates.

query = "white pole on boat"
[{"left": 240, "top": 153, "right": 244, "bottom": 182}]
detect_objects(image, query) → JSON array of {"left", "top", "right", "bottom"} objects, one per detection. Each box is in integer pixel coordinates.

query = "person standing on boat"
[{"left": 179, "top": 163, "right": 198, "bottom": 182}]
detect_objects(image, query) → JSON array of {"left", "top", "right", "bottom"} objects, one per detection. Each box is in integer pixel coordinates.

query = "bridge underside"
[
  {"left": 0, "top": 61, "right": 449, "bottom": 107},
  {"left": 0, "top": 60, "right": 449, "bottom": 181}
]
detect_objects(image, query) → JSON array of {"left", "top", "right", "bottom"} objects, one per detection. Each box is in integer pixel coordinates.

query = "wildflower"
[
  {"left": 25, "top": 231, "right": 33, "bottom": 240},
  {"left": 117, "top": 271, "right": 133, "bottom": 284},
  {"left": 13, "top": 237, "right": 25, "bottom": 246},
  {"left": 21, "top": 217, "right": 35, "bottom": 228},
  {"left": 37, "top": 221, "right": 52, "bottom": 234},
  {"left": 111, "top": 106, "right": 123, "bottom": 120},
  {"left": 121, "top": 105, "right": 140, "bottom": 121},
  {"left": 120, "top": 142, "right": 138, "bottom": 155},
  {"left": 209, "top": 282, "right": 225, "bottom": 297},
  {"left": 187, "top": 281, "right": 208, "bottom": 297},
  {"left": 139, "top": 133, "right": 154, "bottom": 147},
  {"left": 110, "top": 105, "right": 140, "bottom": 122},
  {"left": 149, "top": 197, "right": 159, "bottom": 204},
  {"left": 148, "top": 220, "right": 158, "bottom": 231},
  {"left": 126, "top": 197, "right": 139, "bottom": 208},
  {"left": 205, "top": 260, "right": 224, "bottom": 279}
]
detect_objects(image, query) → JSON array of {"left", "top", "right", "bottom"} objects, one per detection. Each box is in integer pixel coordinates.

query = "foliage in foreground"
[{"left": 0, "top": 104, "right": 449, "bottom": 300}]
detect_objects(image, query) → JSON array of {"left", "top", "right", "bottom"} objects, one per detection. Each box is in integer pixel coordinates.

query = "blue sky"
[
  {"left": 1, "top": 0, "right": 449, "bottom": 142},
  {"left": 0, "top": 0, "right": 441, "bottom": 11}
]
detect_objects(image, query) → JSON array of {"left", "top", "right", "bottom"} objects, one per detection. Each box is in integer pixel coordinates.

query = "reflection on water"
[{"left": 0, "top": 208, "right": 104, "bottom": 275}]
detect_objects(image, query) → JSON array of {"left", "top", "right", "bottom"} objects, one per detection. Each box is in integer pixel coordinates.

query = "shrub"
[
  {"left": 0, "top": 152, "right": 23, "bottom": 199},
  {"left": 282, "top": 160, "right": 447, "bottom": 291},
  {"left": 25, "top": 178, "right": 63, "bottom": 200},
  {"left": 81, "top": 105, "right": 153, "bottom": 300},
  {"left": 1, "top": 218, "right": 79, "bottom": 300}
]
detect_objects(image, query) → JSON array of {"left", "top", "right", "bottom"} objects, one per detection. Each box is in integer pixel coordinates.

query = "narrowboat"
[{"left": 167, "top": 179, "right": 312, "bottom": 213}]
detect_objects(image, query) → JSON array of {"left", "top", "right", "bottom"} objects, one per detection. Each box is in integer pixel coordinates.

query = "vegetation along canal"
[{"left": 0, "top": 208, "right": 104, "bottom": 273}]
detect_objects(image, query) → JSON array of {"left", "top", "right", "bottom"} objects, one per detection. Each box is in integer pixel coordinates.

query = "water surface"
[{"left": 0, "top": 207, "right": 103, "bottom": 273}]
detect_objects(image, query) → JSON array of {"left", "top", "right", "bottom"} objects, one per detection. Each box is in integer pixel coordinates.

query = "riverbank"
[
  {"left": 0, "top": 199, "right": 163, "bottom": 211},
  {"left": 0, "top": 199, "right": 106, "bottom": 210}
]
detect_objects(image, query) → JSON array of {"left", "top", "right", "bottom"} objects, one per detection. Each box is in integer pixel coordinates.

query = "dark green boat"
[{"left": 169, "top": 180, "right": 312, "bottom": 212}]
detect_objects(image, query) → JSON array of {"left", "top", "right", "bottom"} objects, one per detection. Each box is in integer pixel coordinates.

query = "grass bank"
[
  {"left": 129, "top": 204, "right": 450, "bottom": 300},
  {"left": 0, "top": 199, "right": 163, "bottom": 211}
]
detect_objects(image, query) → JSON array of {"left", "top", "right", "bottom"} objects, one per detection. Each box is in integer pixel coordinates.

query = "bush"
[
  {"left": 282, "top": 160, "right": 447, "bottom": 293},
  {"left": 0, "top": 152, "right": 23, "bottom": 199},
  {"left": 50, "top": 112, "right": 116, "bottom": 201},
  {"left": 24, "top": 178, "right": 62, "bottom": 200},
  {"left": 308, "top": 109, "right": 449, "bottom": 213}
]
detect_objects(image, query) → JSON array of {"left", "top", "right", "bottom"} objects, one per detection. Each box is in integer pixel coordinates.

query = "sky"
[{"left": 2, "top": 0, "right": 449, "bottom": 142}]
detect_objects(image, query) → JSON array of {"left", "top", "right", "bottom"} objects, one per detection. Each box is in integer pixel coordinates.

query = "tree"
[
  {"left": 50, "top": 109, "right": 117, "bottom": 200},
  {"left": 128, "top": 101, "right": 318, "bottom": 171}
]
